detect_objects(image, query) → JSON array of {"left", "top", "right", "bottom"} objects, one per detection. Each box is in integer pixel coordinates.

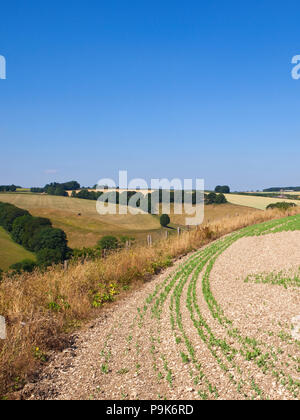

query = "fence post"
[
  {"left": 165, "top": 230, "right": 169, "bottom": 239},
  {"left": 177, "top": 227, "right": 181, "bottom": 236},
  {"left": 147, "top": 234, "right": 152, "bottom": 246},
  {"left": 64, "top": 260, "right": 68, "bottom": 271}
]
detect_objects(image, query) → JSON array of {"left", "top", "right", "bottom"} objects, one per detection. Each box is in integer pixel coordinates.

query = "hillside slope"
[{"left": 21, "top": 215, "right": 300, "bottom": 400}]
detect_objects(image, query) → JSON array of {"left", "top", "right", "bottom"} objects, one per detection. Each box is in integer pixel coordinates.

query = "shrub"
[
  {"left": 205, "top": 192, "right": 227, "bottom": 205},
  {"left": 160, "top": 214, "right": 171, "bottom": 227},
  {"left": 205, "top": 192, "right": 217, "bottom": 205},
  {"left": 37, "top": 248, "right": 65, "bottom": 267},
  {"left": 266, "top": 202, "right": 296, "bottom": 211},
  {"left": 214, "top": 193, "right": 227, "bottom": 204},
  {"left": 9, "top": 259, "right": 37, "bottom": 274},
  {"left": 98, "top": 235, "right": 119, "bottom": 250}
]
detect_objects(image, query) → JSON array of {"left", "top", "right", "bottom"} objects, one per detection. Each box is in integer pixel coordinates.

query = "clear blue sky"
[{"left": 0, "top": 0, "right": 300, "bottom": 190}]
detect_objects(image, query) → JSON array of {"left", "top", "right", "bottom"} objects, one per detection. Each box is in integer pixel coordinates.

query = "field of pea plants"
[{"left": 23, "top": 215, "right": 300, "bottom": 400}]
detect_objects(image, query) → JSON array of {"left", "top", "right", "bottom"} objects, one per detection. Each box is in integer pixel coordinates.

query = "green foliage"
[
  {"left": 160, "top": 214, "right": 170, "bottom": 227},
  {"left": 32, "top": 228, "right": 68, "bottom": 257},
  {"left": 74, "top": 189, "right": 104, "bottom": 200},
  {"left": 30, "top": 187, "right": 45, "bottom": 193},
  {"left": 244, "top": 268, "right": 300, "bottom": 288},
  {"left": 98, "top": 235, "right": 119, "bottom": 250},
  {"left": 119, "top": 235, "right": 135, "bottom": 245},
  {"left": 264, "top": 186, "right": 300, "bottom": 192},
  {"left": 0, "top": 185, "right": 17, "bottom": 192},
  {"left": 214, "top": 193, "right": 227, "bottom": 204},
  {"left": 266, "top": 202, "right": 296, "bottom": 211},
  {"left": 215, "top": 185, "right": 230, "bottom": 193},
  {"left": 37, "top": 248, "right": 65, "bottom": 267},
  {"left": 0, "top": 202, "right": 70, "bottom": 268},
  {"left": 72, "top": 247, "right": 102, "bottom": 259},
  {"left": 11, "top": 215, "right": 52, "bottom": 250},
  {"left": 35, "top": 180, "right": 81, "bottom": 196},
  {"left": 9, "top": 259, "right": 37, "bottom": 274},
  {"left": 205, "top": 192, "right": 228, "bottom": 205},
  {"left": 0, "top": 202, "right": 30, "bottom": 232}
]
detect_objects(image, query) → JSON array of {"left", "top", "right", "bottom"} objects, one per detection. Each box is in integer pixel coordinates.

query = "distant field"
[
  {"left": 0, "top": 193, "right": 260, "bottom": 248},
  {"left": 0, "top": 227, "right": 36, "bottom": 270},
  {"left": 167, "top": 202, "right": 259, "bottom": 226},
  {"left": 16, "top": 188, "right": 30, "bottom": 192},
  {"left": 225, "top": 194, "right": 300, "bottom": 210}
]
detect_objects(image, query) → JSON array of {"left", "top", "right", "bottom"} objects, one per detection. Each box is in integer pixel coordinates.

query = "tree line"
[
  {"left": 264, "top": 186, "right": 300, "bottom": 192},
  {"left": 71, "top": 188, "right": 227, "bottom": 210},
  {"left": 0, "top": 185, "right": 19, "bottom": 192},
  {"left": 31, "top": 181, "right": 80, "bottom": 196}
]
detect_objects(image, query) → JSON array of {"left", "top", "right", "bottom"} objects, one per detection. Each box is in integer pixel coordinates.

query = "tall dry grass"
[{"left": 0, "top": 207, "right": 299, "bottom": 396}]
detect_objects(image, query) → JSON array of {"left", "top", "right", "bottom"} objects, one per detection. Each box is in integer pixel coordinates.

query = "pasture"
[{"left": 0, "top": 227, "right": 36, "bottom": 270}]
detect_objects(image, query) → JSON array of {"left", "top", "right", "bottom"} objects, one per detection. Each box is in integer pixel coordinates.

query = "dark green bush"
[
  {"left": 98, "top": 235, "right": 119, "bottom": 250},
  {"left": 0, "top": 202, "right": 30, "bottom": 231},
  {"left": 37, "top": 248, "right": 65, "bottom": 267},
  {"left": 160, "top": 214, "right": 171, "bottom": 227},
  {"left": 266, "top": 202, "right": 296, "bottom": 210},
  {"left": 10, "top": 259, "right": 37, "bottom": 274},
  {"left": 214, "top": 193, "right": 227, "bottom": 204},
  {"left": 11, "top": 215, "right": 52, "bottom": 250},
  {"left": 205, "top": 192, "right": 227, "bottom": 205},
  {"left": 31, "top": 228, "right": 68, "bottom": 257}
]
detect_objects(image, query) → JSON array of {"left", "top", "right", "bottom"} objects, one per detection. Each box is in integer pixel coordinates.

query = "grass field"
[
  {"left": 225, "top": 194, "right": 300, "bottom": 210},
  {"left": 0, "top": 193, "right": 259, "bottom": 248},
  {"left": 0, "top": 227, "right": 36, "bottom": 270}
]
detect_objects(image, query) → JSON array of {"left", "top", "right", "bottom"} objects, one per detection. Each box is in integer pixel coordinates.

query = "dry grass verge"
[{"left": 1, "top": 206, "right": 300, "bottom": 397}]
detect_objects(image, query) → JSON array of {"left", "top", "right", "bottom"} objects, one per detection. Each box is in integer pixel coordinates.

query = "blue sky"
[{"left": 0, "top": 0, "right": 300, "bottom": 190}]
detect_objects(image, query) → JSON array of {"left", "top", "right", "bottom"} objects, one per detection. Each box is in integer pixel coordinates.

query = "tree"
[
  {"left": 37, "top": 248, "right": 65, "bottom": 267},
  {"left": 54, "top": 186, "right": 68, "bottom": 197},
  {"left": 0, "top": 203, "right": 30, "bottom": 231},
  {"left": 205, "top": 192, "right": 217, "bottom": 205},
  {"left": 214, "top": 193, "right": 227, "bottom": 204},
  {"left": 32, "top": 227, "right": 68, "bottom": 257},
  {"left": 160, "top": 214, "right": 170, "bottom": 227},
  {"left": 98, "top": 236, "right": 119, "bottom": 250},
  {"left": 215, "top": 185, "right": 230, "bottom": 194},
  {"left": 205, "top": 192, "right": 227, "bottom": 205},
  {"left": 11, "top": 215, "right": 52, "bottom": 249}
]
